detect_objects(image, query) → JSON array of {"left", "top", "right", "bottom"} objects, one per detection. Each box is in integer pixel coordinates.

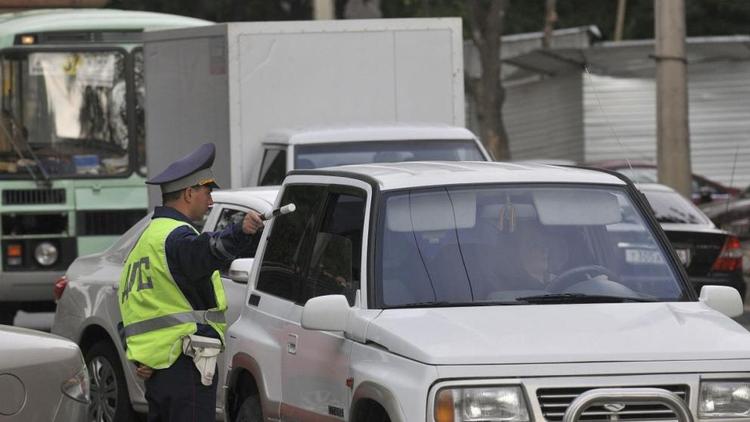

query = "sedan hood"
[{"left": 365, "top": 302, "right": 750, "bottom": 365}]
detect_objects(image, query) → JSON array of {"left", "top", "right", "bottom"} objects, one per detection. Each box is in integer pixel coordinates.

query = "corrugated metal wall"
[
  {"left": 502, "top": 73, "right": 584, "bottom": 162},
  {"left": 583, "top": 61, "right": 750, "bottom": 188}
]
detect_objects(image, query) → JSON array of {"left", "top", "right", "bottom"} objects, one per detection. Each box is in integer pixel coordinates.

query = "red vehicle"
[{"left": 586, "top": 160, "right": 740, "bottom": 204}]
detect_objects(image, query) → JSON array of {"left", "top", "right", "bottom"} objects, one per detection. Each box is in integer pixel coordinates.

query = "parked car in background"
[
  {"left": 587, "top": 160, "right": 740, "bottom": 204},
  {"left": 636, "top": 183, "right": 745, "bottom": 301},
  {"left": 51, "top": 187, "right": 278, "bottom": 421},
  {"left": 0, "top": 324, "right": 88, "bottom": 421},
  {"left": 701, "top": 185, "right": 750, "bottom": 240}
]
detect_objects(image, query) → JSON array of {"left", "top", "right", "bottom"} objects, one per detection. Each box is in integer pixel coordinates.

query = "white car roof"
[
  {"left": 263, "top": 125, "right": 478, "bottom": 146},
  {"left": 291, "top": 161, "right": 626, "bottom": 191},
  {"left": 211, "top": 186, "right": 279, "bottom": 209}
]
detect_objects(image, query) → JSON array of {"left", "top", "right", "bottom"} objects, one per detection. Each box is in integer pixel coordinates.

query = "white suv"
[{"left": 224, "top": 161, "right": 750, "bottom": 422}]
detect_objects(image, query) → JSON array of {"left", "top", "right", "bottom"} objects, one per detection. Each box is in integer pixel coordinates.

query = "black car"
[
  {"left": 701, "top": 186, "right": 750, "bottom": 240},
  {"left": 638, "top": 183, "right": 746, "bottom": 301}
]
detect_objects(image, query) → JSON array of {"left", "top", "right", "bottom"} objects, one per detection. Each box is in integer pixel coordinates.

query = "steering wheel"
[{"left": 546, "top": 264, "right": 620, "bottom": 293}]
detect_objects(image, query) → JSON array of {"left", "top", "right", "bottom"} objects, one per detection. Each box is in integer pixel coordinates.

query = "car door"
[
  {"left": 281, "top": 186, "right": 367, "bottom": 421},
  {"left": 242, "top": 184, "right": 329, "bottom": 419}
]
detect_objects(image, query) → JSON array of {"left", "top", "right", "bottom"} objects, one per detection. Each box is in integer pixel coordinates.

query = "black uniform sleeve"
[{"left": 165, "top": 223, "right": 256, "bottom": 284}]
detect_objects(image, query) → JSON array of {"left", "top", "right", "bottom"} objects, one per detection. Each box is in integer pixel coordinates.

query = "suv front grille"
[
  {"left": 2, "top": 188, "right": 65, "bottom": 205},
  {"left": 537, "top": 385, "right": 689, "bottom": 422}
]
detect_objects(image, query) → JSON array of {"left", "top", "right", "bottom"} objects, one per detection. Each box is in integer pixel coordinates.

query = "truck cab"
[{"left": 255, "top": 125, "right": 491, "bottom": 185}]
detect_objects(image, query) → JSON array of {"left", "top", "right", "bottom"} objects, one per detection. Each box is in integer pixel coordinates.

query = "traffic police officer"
[{"left": 118, "top": 142, "right": 263, "bottom": 421}]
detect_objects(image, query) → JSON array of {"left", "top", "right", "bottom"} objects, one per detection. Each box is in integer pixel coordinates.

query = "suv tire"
[
  {"left": 236, "top": 395, "right": 262, "bottom": 422},
  {"left": 85, "top": 340, "right": 139, "bottom": 422}
]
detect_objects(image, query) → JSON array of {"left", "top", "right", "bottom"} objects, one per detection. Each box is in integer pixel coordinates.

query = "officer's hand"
[
  {"left": 242, "top": 211, "right": 264, "bottom": 235},
  {"left": 135, "top": 363, "right": 154, "bottom": 380}
]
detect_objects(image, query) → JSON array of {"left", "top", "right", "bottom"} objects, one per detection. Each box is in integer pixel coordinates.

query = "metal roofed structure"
[
  {"left": 262, "top": 125, "right": 479, "bottom": 145},
  {"left": 503, "top": 35, "right": 750, "bottom": 79},
  {"left": 289, "top": 161, "right": 626, "bottom": 191},
  {"left": 482, "top": 28, "right": 750, "bottom": 189}
]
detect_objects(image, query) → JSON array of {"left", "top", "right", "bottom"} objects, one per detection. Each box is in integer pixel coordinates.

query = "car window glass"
[
  {"left": 214, "top": 207, "right": 263, "bottom": 277},
  {"left": 376, "top": 185, "right": 685, "bottom": 308},
  {"left": 259, "top": 149, "right": 287, "bottom": 186},
  {"left": 642, "top": 190, "right": 710, "bottom": 224},
  {"left": 301, "top": 191, "right": 366, "bottom": 306},
  {"left": 256, "top": 185, "right": 327, "bottom": 302}
]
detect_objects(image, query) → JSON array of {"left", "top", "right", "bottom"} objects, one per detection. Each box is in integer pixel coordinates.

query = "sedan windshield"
[
  {"left": 376, "top": 185, "right": 686, "bottom": 307},
  {"left": 0, "top": 51, "right": 130, "bottom": 178},
  {"left": 642, "top": 189, "right": 710, "bottom": 225},
  {"left": 295, "top": 139, "right": 485, "bottom": 169}
]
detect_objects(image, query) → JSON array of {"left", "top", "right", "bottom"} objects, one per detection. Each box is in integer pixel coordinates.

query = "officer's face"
[{"left": 188, "top": 185, "right": 214, "bottom": 219}]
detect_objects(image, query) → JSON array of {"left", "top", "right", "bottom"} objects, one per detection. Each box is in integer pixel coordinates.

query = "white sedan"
[{"left": 51, "top": 186, "right": 278, "bottom": 422}]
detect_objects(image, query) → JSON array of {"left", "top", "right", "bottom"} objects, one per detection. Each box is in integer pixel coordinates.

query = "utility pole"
[
  {"left": 655, "top": 0, "right": 692, "bottom": 197},
  {"left": 614, "top": 0, "right": 627, "bottom": 41},
  {"left": 313, "top": 0, "right": 335, "bottom": 20},
  {"left": 542, "top": 0, "right": 557, "bottom": 48}
]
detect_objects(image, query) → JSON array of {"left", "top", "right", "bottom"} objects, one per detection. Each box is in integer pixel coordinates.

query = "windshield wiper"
[
  {"left": 515, "top": 293, "right": 657, "bottom": 304},
  {"left": 387, "top": 300, "right": 521, "bottom": 309}
]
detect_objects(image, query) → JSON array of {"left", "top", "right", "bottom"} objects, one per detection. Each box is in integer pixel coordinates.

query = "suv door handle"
[{"left": 287, "top": 334, "right": 298, "bottom": 355}]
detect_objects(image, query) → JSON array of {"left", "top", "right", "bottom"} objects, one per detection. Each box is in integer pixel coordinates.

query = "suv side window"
[
  {"left": 258, "top": 148, "right": 287, "bottom": 186},
  {"left": 256, "top": 185, "right": 327, "bottom": 302},
  {"left": 301, "top": 190, "right": 366, "bottom": 306},
  {"left": 215, "top": 207, "right": 262, "bottom": 277}
]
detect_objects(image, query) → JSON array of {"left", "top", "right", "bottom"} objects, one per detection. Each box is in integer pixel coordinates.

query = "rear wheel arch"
[{"left": 79, "top": 324, "right": 118, "bottom": 354}]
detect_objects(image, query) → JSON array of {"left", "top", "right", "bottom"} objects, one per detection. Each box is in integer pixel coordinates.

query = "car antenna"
[{"left": 583, "top": 65, "right": 633, "bottom": 175}]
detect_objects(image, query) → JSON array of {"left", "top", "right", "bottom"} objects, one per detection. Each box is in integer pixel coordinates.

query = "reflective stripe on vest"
[{"left": 123, "top": 310, "right": 226, "bottom": 338}]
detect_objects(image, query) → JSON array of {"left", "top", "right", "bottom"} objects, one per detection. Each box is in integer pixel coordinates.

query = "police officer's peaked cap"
[{"left": 146, "top": 143, "right": 220, "bottom": 194}]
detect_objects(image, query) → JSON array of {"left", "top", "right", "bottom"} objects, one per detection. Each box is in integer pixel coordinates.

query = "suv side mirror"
[
  {"left": 700, "top": 285, "right": 743, "bottom": 317},
  {"left": 302, "top": 294, "right": 350, "bottom": 331},
  {"left": 228, "top": 258, "right": 255, "bottom": 283}
]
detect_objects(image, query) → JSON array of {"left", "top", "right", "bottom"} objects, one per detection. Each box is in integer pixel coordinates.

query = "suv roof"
[
  {"left": 290, "top": 161, "right": 626, "bottom": 191},
  {"left": 262, "top": 125, "right": 477, "bottom": 145}
]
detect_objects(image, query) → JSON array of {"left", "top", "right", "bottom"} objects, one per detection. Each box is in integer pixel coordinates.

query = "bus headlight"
[
  {"left": 435, "top": 386, "right": 530, "bottom": 422},
  {"left": 700, "top": 381, "right": 750, "bottom": 418},
  {"left": 34, "top": 242, "right": 58, "bottom": 266}
]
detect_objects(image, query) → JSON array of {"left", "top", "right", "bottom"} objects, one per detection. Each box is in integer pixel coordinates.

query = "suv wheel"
[
  {"left": 236, "top": 394, "right": 262, "bottom": 422},
  {"left": 85, "top": 340, "right": 138, "bottom": 422}
]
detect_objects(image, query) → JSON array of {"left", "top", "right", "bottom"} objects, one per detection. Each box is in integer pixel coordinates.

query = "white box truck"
[{"left": 143, "top": 18, "right": 489, "bottom": 204}]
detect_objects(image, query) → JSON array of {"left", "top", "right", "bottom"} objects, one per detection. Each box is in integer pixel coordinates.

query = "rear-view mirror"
[
  {"left": 700, "top": 285, "right": 743, "bottom": 318},
  {"left": 302, "top": 294, "right": 350, "bottom": 331},
  {"left": 228, "top": 258, "right": 255, "bottom": 284}
]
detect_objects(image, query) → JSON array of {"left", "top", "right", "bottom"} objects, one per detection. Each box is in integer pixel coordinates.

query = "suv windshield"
[
  {"left": 376, "top": 185, "right": 687, "bottom": 307},
  {"left": 0, "top": 50, "right": 130, "bottom": 178},
  {"left": 295, "top": 139, "right": 485, "bottom": 169}
]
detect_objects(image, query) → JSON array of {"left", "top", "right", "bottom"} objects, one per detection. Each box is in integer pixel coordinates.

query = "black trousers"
[{"left": 144, "top": 353, "right": 217, "bottom": 422}]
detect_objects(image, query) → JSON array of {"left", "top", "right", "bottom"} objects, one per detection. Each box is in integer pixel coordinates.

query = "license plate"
[{"left": 625, "top": 249, "right": 665, "bottom": 264}]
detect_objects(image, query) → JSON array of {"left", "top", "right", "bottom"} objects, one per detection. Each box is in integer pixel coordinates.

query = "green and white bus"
[{"left": 0, "top": 9, "right": 209, "bottom": 324}]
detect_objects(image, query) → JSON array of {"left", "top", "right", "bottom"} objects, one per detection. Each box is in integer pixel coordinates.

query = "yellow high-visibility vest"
[{"left": 118, "top": 217, "right": 227, "bottom": 369}]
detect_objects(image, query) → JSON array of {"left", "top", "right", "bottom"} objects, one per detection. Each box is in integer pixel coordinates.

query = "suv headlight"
[
  {"left": 61, "top": 363, "right": 90, "bottom": 404},
  {"left": 699, "top": 381, "right": 750, "bottom": 418},
  {"left": 435, "top": 386, "right": 530, "bottom": 422}
]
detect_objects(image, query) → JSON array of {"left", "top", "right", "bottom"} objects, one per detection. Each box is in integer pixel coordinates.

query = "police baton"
[{"left": 261, "top": 203, "right": 296, "bottom": 221}]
